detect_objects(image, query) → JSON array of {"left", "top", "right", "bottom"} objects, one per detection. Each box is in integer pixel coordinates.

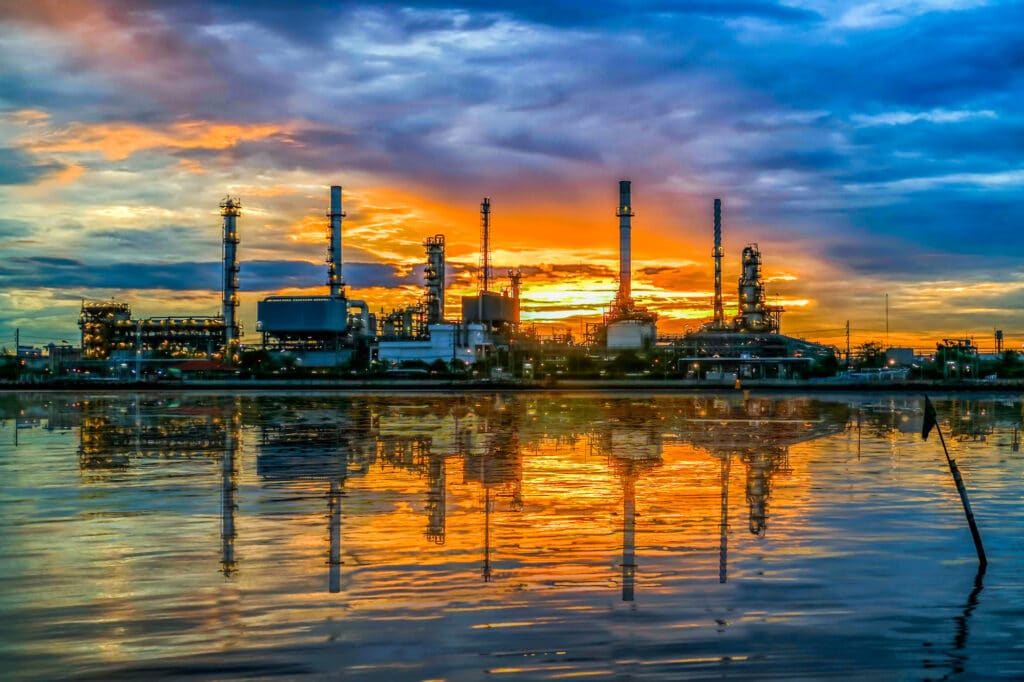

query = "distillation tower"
[
  {"left": 423, "top": 235, "right": 446, "bottom": 326},
  {"left": 221, "top": 196, "right": 241, "bottom": 359}
]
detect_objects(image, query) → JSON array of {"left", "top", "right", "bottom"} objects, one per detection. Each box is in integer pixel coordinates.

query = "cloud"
[
  {"left": 24, "top": 120, "right": 288, "bottom": 161},
  {"left": 0, "top": 219, "right": 34, "bottom": 238},
  {"left": 851, "top": 109, "right": 998, "bottom": 127},
  {"left": 0, "top": 146, "right": 63, "bottom": 184},
  {"left": 0, "top": 257, "right": 425, "bottom": 293},
  {"left": 2, "top": 0, "right": 1024, "bottom": 344}
]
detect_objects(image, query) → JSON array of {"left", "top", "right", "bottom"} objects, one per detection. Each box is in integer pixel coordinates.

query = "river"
[{"left": 2, "top": 391, "right": 1023, "bottom": 680}]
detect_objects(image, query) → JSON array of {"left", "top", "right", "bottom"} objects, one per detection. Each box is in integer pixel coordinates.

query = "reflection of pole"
[
  {"left": 857, "top": 408, "right": 862, "bottom": 460},
  {"left": 329, "top": 478, "right": 342, "bottom": 593},
  {"left": 949, "top": 567, "right": 985, "bottom": 674},
  {"left": 719, "top": 455, "right": 730, "bottom": 584},
  {"left": 220, "top": 420, "right": 238, "bottom": 577},
  {"left": 482, "top": 486, "right": 492, "bottom": 582},
  {"left": 622, "top": 474, "right": 636, "bottom": 601}
]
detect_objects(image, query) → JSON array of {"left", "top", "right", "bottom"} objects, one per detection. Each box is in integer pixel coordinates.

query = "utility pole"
[
  {"left": 845, "top": 320, "right": 851, "bottom": 370},
  {"left": 885, "top": 293, "right": 889, "bottom": 350},
  {"left": 135, "top": 321, "right": 142, "bottom": 382}
]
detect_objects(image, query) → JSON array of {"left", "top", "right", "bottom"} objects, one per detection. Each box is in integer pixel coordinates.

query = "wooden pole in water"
[{"left": 923, "top": 395, "right": 987, "bottom": 568}]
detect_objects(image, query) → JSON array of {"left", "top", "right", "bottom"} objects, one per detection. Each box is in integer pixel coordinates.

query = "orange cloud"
[
  {"left": 26, "top": 120, "right": 288, "bottom": 161},
  {"left": 176, "top": 158, "right": 207, "bottom": 175}
]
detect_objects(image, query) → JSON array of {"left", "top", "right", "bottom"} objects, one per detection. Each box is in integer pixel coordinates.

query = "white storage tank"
[{"left": 607, "top": 320, "right": 656, "bottom": 350}]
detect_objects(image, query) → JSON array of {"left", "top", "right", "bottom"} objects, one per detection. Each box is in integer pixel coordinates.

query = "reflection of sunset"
[{"left": 6, "top": 392, "right": 1024, "bottom": 678}]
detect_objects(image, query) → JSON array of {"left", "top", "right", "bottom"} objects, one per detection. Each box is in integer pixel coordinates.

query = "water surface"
[{"left": 2, "top": 391, "right": 1023, "bottom": 680}]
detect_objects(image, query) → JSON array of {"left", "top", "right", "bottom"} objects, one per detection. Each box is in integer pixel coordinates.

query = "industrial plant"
[
  {"left": 63, "top": 178, "right": 839, "bottom": 382},
  {"left": 673, "top": 197, "right": 834, "bottom": 381}
]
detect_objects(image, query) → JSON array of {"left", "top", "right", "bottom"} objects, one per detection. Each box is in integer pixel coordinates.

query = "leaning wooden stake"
[{"left": 923, "top": 395, "right": 987, "bottom": 568}]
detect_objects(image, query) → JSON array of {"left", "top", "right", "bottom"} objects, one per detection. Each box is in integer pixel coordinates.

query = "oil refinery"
[{"left": 68, "top": 179, "right": 838, "bottom": 382}]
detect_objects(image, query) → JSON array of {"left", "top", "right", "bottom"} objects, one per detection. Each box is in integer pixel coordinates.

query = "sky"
[{"left": 0, "top": 0, "right": 1021, "bottom": 351}]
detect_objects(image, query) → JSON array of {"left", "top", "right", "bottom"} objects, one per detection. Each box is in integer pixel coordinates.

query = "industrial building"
[
  {"left": 64, "top": 173, "right": 841, "bottom": 380},
  {"left": 73, "top": 182, "right": 523, "bottom": 374},
  {"left": 77, "top": 197, "right": 242, "bottom": 367},
  {"left": 256, "top": 186, "right": 373, "bottom": 367},
  {"left": 671, "top": 199, "right": 835, "bottom": 380},
  {"left": 459, "top": 198, "right": 520, "bottom": 331},
  {"left": 377, "top": 196, "right": 521, "bottom": 369}
]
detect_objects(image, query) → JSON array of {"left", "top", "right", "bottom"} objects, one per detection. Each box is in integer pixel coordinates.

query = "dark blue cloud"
[
  {"left": 243, "top": 260, "right": 424, "bottom": 290},
  {"left": 0, "top": 257, "right": 425, "bottom": 292},
  {"left": 103, "top": 0, "right": 819, "bottom": 39},
  {"left": 838, "top": 192, "right": 1024, "bottom": 267},
  {"left": 0, "top": 219, "right": 33, "bottom": 238},
  {"left": 0, "top": 147, "right": 62, "bottom": 184}
]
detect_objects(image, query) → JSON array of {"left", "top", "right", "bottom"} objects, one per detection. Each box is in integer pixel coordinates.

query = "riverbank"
[{"left": 4, "top": 377, "right": 1024, "bottom": 392}]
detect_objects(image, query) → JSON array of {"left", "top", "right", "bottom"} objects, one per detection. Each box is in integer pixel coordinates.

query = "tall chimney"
[
  {"left": 327, "top": 185, "right": 346, "bottom": 298},
  {"left": 713, "top": 198, "right": 724, "bottom": 328},
  {"left": 616, "top": 180, "right": 634, "bottom": 305},
  {"left": 220, "top": 196, "right": 241, "bottom": 354},
  {"left": 479, "top": 197, "right": 491, "bottom": 294}
]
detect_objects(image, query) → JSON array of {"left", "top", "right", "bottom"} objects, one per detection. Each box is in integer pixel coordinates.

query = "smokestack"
[
  {"left": 479, "top": 197, "right": 491, "bottom": 294},
  {"left": 327, "top": 185, "right": 346, "bottom": 298},
  {"left": 616, "top": 180, "right": 634, "bottom": 305},
  {"left": 713, "top": 198, "right": 724, "bottom": 328},
  {"left": 220, "top": 196, "right": 241, "bottom": 354}
]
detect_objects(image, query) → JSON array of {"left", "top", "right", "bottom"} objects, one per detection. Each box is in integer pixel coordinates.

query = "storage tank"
[{"left": 607, "top": 320, "right": 656, "bottom": 350}]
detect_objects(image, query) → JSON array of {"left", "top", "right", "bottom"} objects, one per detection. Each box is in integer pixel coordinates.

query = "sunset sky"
[{"left": 1, "top": 0, "right": 1021, "bottom": 351}]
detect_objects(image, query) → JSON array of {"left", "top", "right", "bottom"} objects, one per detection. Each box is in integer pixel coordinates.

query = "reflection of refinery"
[
  {"left": 70, "top": 178, "right": 838, "bottom": 376},
  {"left": 66, "top": 394, "right": 865, "bottom": 596}
]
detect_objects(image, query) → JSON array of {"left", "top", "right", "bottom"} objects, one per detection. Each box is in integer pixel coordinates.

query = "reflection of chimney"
[
  {"left": 719, "top": 455, "right": 730, "bottom": 583},
  {"left": 616, "top": 180, "right": 634, "bottom": 306},
  {"left": 482, "top": 487, "right": 492, "bottom": 582},
  {"left": 327, "top": 185, "right": 346, "bottom": 298},
  {"left": 621, "top": 474, "right": 636, "bottom": 601},
  {"left": 329, "top": 479, "right": 342, "bottom": 593}
]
